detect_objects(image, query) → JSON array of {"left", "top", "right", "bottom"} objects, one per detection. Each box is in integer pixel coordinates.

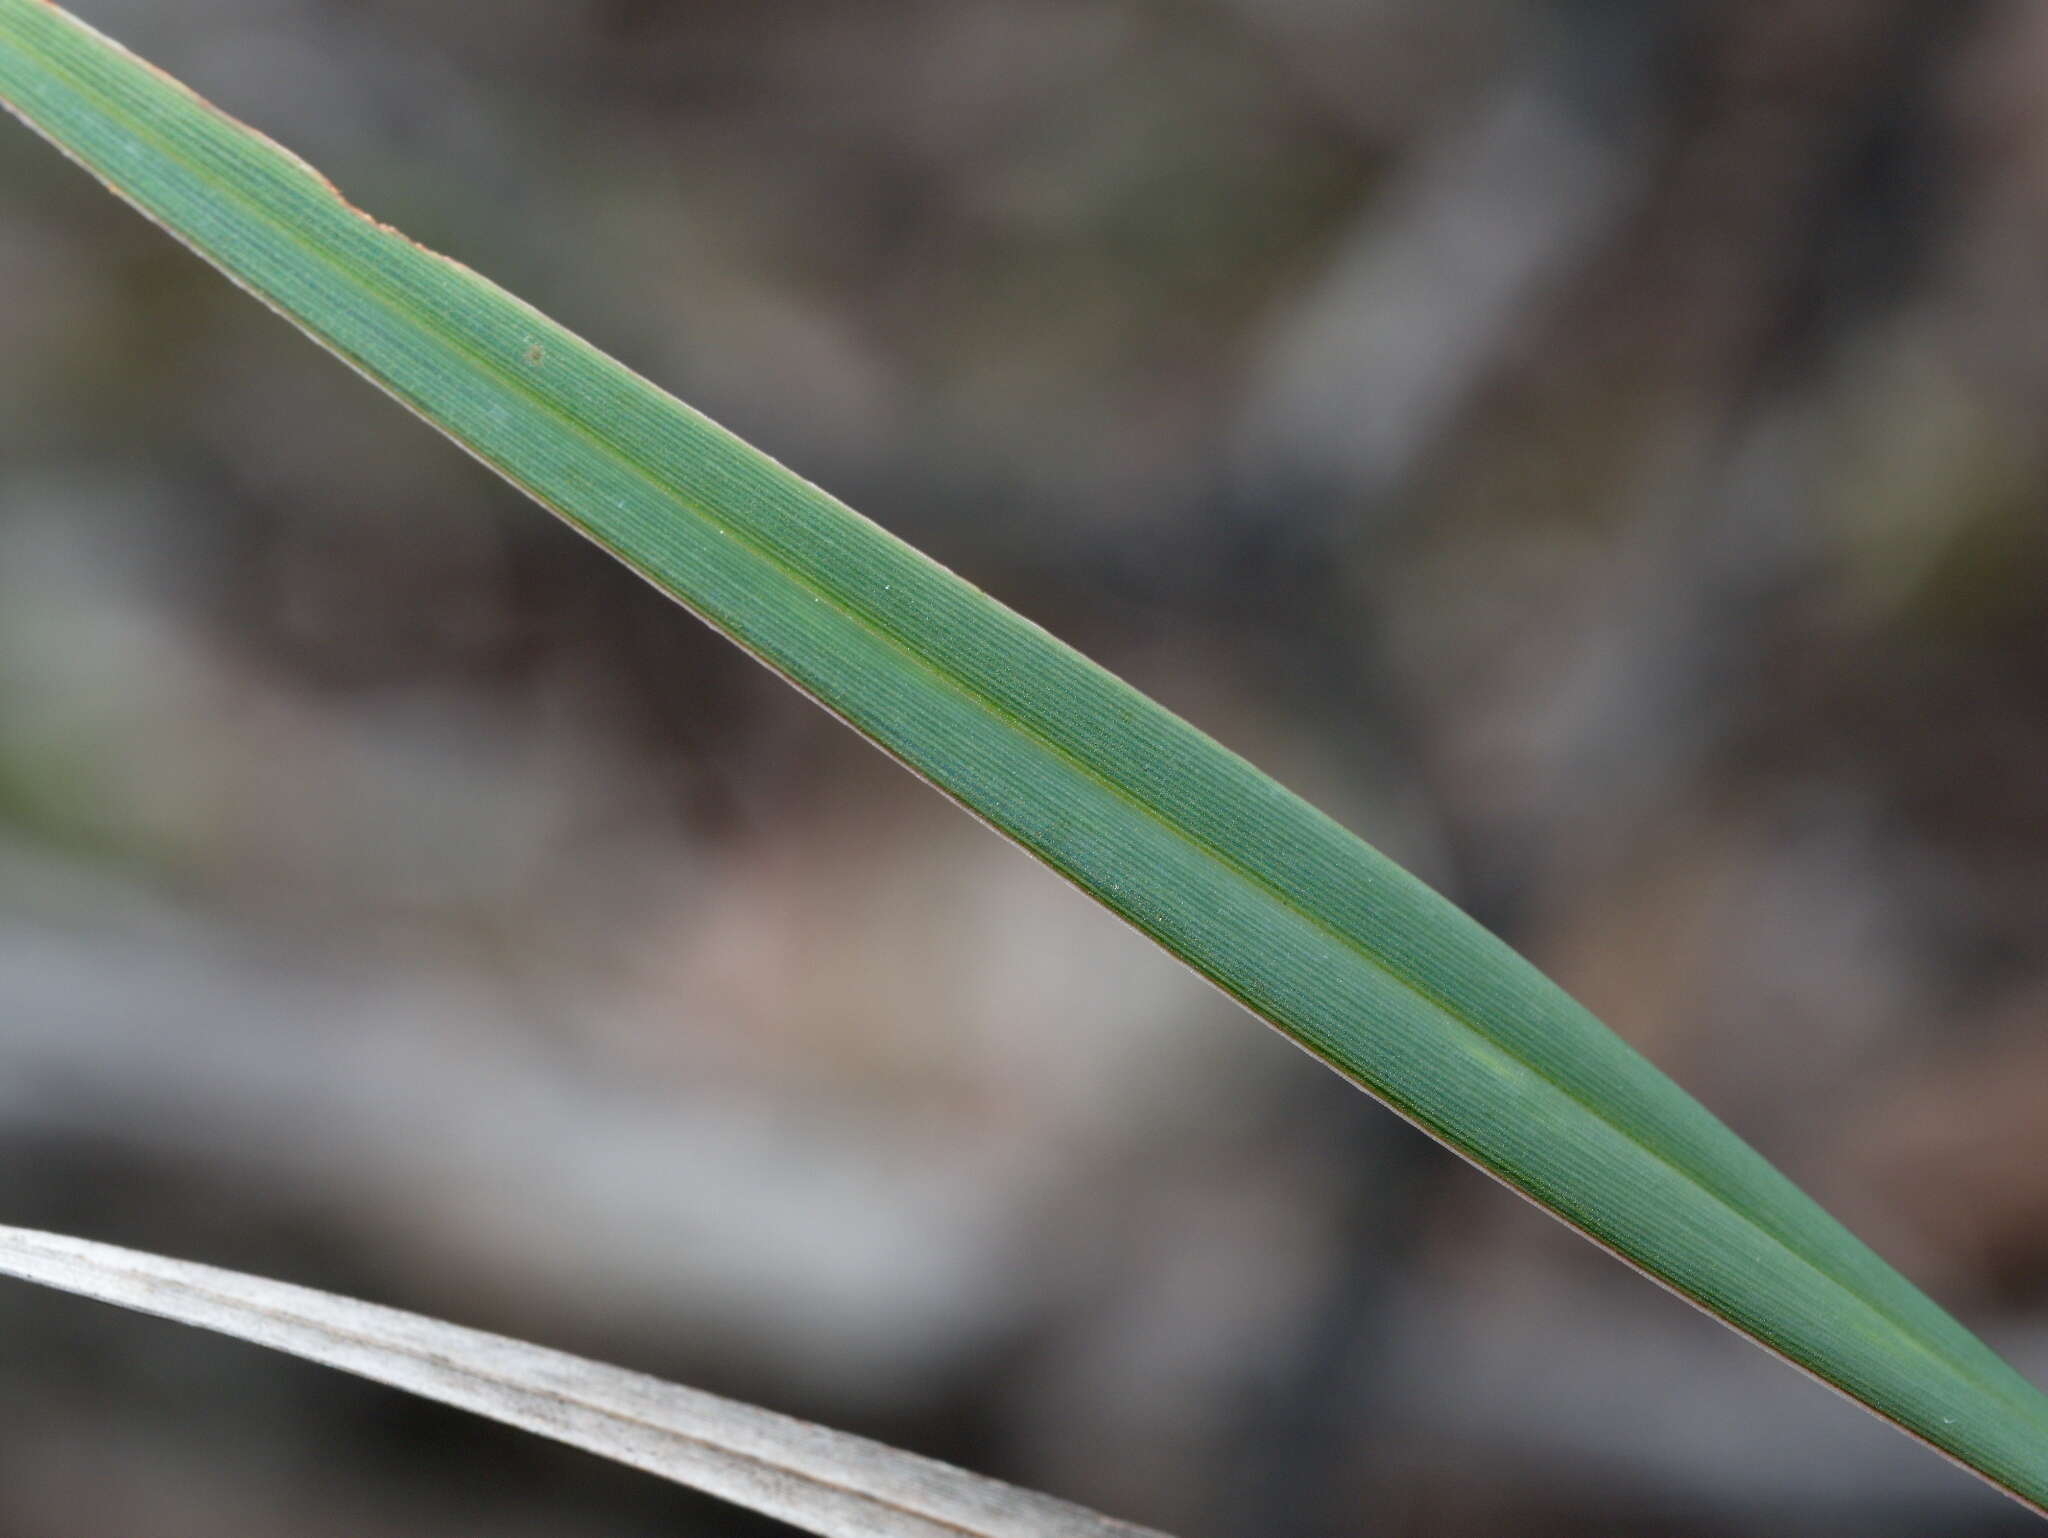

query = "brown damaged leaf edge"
[{"left": 3, "top": 0, "right": 2047, "bottom": 1517}]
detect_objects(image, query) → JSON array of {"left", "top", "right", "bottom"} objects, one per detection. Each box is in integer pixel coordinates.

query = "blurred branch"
[
  {"left": 1228, "top": 1, "right": 1686, "bottom": 510},
  {"left": 0, "top": 851, "right": 1022, "bottom": 1400}
]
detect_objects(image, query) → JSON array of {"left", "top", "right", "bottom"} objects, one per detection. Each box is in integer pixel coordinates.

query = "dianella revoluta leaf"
[
  {"left": 1, "top": 0, "right": 2044, "bottom": 1511},
  {"left": 0, "top": 1226, "right": 1165, "bottom": 1538}
]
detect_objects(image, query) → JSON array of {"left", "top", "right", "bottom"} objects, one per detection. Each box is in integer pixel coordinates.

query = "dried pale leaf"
[{"left": 0, "top": 1226, "right": 1164, "bottom": 1538}]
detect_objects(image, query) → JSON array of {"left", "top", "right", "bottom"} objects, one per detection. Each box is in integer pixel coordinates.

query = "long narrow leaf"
[
  {"left": 0, "top": 1226, "right": 1164, "bottom": 1538},
  {"left": 1, "top": 0, "right": 2044, "bottom": 1510}
]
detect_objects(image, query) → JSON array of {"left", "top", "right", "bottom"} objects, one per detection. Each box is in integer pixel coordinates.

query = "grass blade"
[
  {"left": 0, "top": 1225, "right": 1165, "bottom": 1538},
  {"left": 1, "top": 0, "right": 2044, "bottom": 1509}
]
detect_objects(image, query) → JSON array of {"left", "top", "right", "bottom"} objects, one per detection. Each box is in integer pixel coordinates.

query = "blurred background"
[{"left": 4, "top": 0, "right": 2048, "bottom": 1533}]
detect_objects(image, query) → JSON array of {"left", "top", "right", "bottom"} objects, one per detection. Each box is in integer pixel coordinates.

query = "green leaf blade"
[{"left": 2, "top": 0, "right": 2044, "bottom": 1510}]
